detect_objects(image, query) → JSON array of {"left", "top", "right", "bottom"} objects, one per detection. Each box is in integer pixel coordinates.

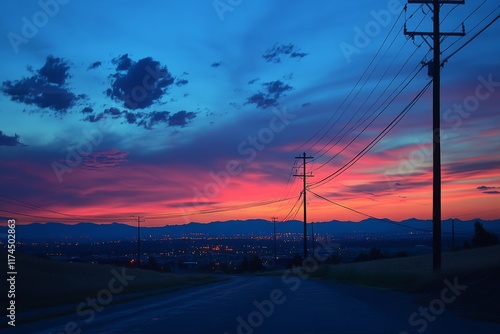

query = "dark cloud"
[
  {"left": 106, "top": 55, "right": 175, "bottom": 110},
  {"left": 248, "top": 78, "right": 260, "bottom": 85},
  {"left": 445, "top": 161, "right": 499, "bottom": 175},
  {"left": 81, "top": 106, "right": 196, "bottom": 130},
  {"left": 87, "top": 61, "right": 102, "bottom": 70},
  {"left": 2, "top": 56, "right": 80, "bottom": 113},
  {"left": 82, "top": 114, "right": 103, "bottom": 123},
  {"left": 246, "top": 80, "right": 293, "bottom": 109},
  {"left": 123, "top": 111, "right": 143, "bottom": 124},
  {"left": 291, "top": 51, "right": 308, "bottom": 59},
  {"left": 302, "top": 102, "right": 311, "bottom": 108},
  {"left": 169, "top": 110, "right": 197, "bottom": 127},
  {"left": 81, "top": 149, "right": 128, "bottom": 170},
  {"left": 175, "top": 78, "right": 189, "bottom": 87},
  {"left": 81, "top": 107, "right": 93, "bottom": 114},
  {"left": 263, "top": 43, "right": 308, "bottom": 63},
  {"left": 103, "top": 107, "right": 122, "bottom": 119},
  {"left": 211, "top": 62, "right": 222, "bottom": 68},
  {"left": 112, "top": 54, "right": 133, "bottom": 71},
  {"left": 0, "top": 131, "right": 23, "bottom": 146},
  {"left": 477, "top": 185, "right": 499, "bottom": 194},
  {"left": 38, "top": 56, "right": 70, "bottom": 85},
  {"left": 138, "top": 111, "right": 170, "bottom": 130}
]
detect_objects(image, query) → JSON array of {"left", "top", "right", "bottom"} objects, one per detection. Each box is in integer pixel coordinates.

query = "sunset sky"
[{"left": 0, "top": 0, "right": 499, "bottom": 226}]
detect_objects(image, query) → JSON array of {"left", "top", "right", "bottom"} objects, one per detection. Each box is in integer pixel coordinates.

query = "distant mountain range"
[{"left": 1, "top": 218, "right": 499, "bottom": 242}]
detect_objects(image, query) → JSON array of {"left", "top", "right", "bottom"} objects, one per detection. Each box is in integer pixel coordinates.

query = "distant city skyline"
[{"left": 1, "top": 1, "right": 499, "bottom": 226}]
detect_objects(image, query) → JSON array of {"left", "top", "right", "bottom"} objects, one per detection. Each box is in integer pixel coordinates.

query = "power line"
[
  {"left": 294, "top": 153, "right": 314, "bottom": 259},
  {"left": 442, "top": 13, "right": 499, "bottom": 65},
  {"left": 310, "top": 72, "right": 432, "bottom": 189},
  {"left": 311, "top": 47, "right": 427, "bottom": 172},
  {"left": 298, "top": 8, "right": 407, "bottom": 154}
]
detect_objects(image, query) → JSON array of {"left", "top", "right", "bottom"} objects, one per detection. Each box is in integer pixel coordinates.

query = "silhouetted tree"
[
  {"left": 354, "top": 248, "right": 385, "bottom": 262},
  {"left": 238, "top": 255, "right": 264, "bottom": 272},
  {"left": 146, "top": 255, "right": 159, "bottom": 270},
  {"left": 473, "top": 222, "right": 498, "bottom": 248},
  {"left": 326, "top": 253, "right": 342, "bottom": 264},
  {"left": 369, "top": 247, "right": 384, "bottom": 260},
  {"left": 393, "top": 251, "right": 408, "bottom": 258},
  {"left": 249, "top": 255, "right": 265, "bottom": 271}
]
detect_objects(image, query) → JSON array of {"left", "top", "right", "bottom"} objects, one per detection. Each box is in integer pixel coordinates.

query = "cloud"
[
  {"left": 168, "top": 110, "right": 197, "bottom": 127},
  {"left": 81, "top": 107, "right": 94, "bottom": 114},
  {"left": 263, "top": 43, "right": 308, "bottom": 63},
  {"left": 123, "top": 111, "right": 143, "bottom": 124},
  {"left": 87, "top": 61, "right": 102, "bottom": 70},
  {"left": 477, "top": 185, "right": 499, "bottom": 194},
  {"left": 81, "top": 107, "right": 196, "bottom": 130},
  {"left": 248, "top": 78, "right": 260, "bottom": 85},
  {"left": 138, "top": 111, "right": 170, "bottom": 130},
  {"left": 175, "top": 78, "right": 189, "bottom": 87},
  {"left": 103, "top": 107, "right": 123, "bottom": 119},
  {"left": 211, "top": 61, "right": 222, "bottom": 68},
  {"left": 82, "top": 114, "right": 103, "bottom": 123},
  {"left": 0, "top": 131, "right": 23, "bottom": 146},
  {"left": 81, "top": 149, "right": 128, "bottom": 170},
  {"left": 112, "top": 54, "right": 133, "bottom": 71},
  {"left": 477, "top": 185, "right": 494, "bottom": 191},
  {"left": 136, "top": 110, "right": 196, "bottom": 129},
  {"left": 445, "top": 161, "right": 499, "bottom": 176},
  {"left": 106, "top": 55, "right": 175, "bottom": 110},
  {"left": 1, "top": 56, "right": 81, "bottom": 113},
  {"left": 246, "top": 80, "right": 293, "bottom": 109}
]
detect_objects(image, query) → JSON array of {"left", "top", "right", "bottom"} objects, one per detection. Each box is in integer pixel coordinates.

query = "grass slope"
[
  {"left": 316, "top": 245, "right": 500, "bottom": 322},
  {"left": 10, "top": 253, "right": 220, "bottom": 313}
]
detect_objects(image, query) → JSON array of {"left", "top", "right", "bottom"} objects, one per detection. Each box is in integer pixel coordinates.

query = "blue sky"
[{"left": 0, "top": 0, "right": 499, "bottom": 225}]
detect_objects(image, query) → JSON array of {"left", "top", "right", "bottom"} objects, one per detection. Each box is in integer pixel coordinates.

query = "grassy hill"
[
  {"left": 315, "top": 245, "right": 500, "bottom": 322},
  {"left": 8, "top": 253, "right": 220, "bottom": 314}
]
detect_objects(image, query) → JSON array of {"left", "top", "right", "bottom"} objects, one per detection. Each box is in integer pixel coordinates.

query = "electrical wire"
[{"left": 310, "top": 76, "right": 432, "bottom": 189}]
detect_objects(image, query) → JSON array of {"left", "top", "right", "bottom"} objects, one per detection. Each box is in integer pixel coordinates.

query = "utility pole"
[
  {"left": 404, "top": 0, "right": 465, "bottom": 272},
  {"left": 452, "top": 218, "right": 455, "bottom": 251},
  {"left": 272, "top": 216, "right": 278, "bottom": 269},
  {"left": 294, "top": 152, "right": 314, "bottom": 260},
  {"left": 131, "top": 215, "right": 145, "bottom": 267}
]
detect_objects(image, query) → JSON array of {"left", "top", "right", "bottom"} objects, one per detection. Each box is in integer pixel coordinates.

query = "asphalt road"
[{"left": 8, "top": 275, "right": 500, "bottom": 334}]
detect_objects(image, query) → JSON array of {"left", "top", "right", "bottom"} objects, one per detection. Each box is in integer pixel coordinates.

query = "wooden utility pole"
[
  {"left": 131, "top": 215, "right": 145, "bottom": 267},
  {"left": 404, "top": 0, "right": 465, "bottom": 272},
  {"left": 272, "top": 216, "right": 278, "bottom": 269},
  {"left": 452, "top": 218, "right": 455, "bottom": 251},
  {"left": 294, "top": 152, "right": 313, "bottom": 259}
]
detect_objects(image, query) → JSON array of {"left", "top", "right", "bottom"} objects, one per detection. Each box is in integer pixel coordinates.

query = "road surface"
[{"left": 8, "top": 275, "right": 500, "bottom": 334}]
